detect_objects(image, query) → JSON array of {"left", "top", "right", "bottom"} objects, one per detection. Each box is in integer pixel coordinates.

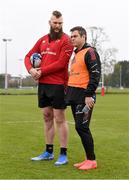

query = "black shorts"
[{"left": 38, "top": 83, "right": 66, "bottom": 109}]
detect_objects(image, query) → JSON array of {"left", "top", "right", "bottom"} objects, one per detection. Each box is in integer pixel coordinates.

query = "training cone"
[{"left": 101, "top": 86, "right": 105, "bottom": 96}]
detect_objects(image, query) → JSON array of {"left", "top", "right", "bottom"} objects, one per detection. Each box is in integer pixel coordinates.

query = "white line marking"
[{"left": 1, "top": 120, "right": 75, "bottom": 125}]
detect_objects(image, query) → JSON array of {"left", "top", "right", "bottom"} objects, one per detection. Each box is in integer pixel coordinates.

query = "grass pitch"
[{"left": 0, "top": 94, "right": 129, "bottom": 179}]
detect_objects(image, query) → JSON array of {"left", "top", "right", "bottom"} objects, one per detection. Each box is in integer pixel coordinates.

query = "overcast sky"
[{"left": 0, "top": 0, "right": 129, "bottom": 76}]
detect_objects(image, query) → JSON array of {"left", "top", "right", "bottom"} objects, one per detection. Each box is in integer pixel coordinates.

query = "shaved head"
[{"left": 49, "top": 10, "right": 63, "bottom": 40}]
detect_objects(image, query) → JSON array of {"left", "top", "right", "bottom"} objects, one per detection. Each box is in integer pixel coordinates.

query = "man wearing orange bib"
[{"left": 66, "top": 26, "right": 101, "bottom": 170}]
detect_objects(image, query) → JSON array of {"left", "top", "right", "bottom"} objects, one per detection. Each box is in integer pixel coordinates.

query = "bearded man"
[{"left": 24, "top": 10, "right": 73, "bottom": 166}]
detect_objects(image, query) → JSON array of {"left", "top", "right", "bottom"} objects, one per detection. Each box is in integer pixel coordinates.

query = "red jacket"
[{"left": 24, "top": 33, "right": 73, "bottom": 85}]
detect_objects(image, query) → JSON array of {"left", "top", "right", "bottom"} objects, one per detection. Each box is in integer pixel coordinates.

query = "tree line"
[
  {"left": 0, "top": 60, "right": 129, "bottom": 88},
  {"left": 104, "top": 60, "right": 129, "bottom": 88},
  {"left": 0, "top": 74, "right": 37, "bottom": 88}
]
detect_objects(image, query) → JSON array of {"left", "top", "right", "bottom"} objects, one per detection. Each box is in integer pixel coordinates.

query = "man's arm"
[
  {"left": 84, "top": 47, "right": 101, "bottom": 97},
  {"left": 24, "top": 38, "right": 43, "bottom": 72}
]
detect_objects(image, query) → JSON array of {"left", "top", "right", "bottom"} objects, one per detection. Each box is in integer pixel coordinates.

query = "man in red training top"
[{"left": 24, "top": 10, "right": 73, "bottom": 166}]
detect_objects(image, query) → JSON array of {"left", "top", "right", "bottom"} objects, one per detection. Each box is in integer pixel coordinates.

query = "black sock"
[
  {"left": 46, "top": 144, "right": 53, "bottom": 154},
  {"left": 60, "top": 147, "right": 67, "bottom": 155}
]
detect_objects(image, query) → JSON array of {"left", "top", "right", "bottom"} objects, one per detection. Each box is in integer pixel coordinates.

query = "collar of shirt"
[{"left": 74, "top": 43, "right": 91, "bottom": 54}]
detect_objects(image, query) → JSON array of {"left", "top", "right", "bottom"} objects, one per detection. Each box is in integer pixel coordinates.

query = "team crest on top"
[{"left": 46, "top": 48, "right": 50, "bottom": 51}]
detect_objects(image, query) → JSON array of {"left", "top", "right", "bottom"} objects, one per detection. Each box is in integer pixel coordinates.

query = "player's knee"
[
  {"left": 75, "top": 119, "right": 89, "bottom": 134},
  {"left": 43, "top": 112, "right": 53, "bottom": 122},
  {"left": 75, "top": 119, "right": 81, "bottom": 133},
  {"left": 54, "top": 116, "right": 65, "bottom": 124},
  {"left": 54, "top": 110, "right": 65, "bottom": 124}
]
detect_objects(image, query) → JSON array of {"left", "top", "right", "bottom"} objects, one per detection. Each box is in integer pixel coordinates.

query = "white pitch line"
[
  {"left": 1, "top": 120, "right": 75, "bottom": 125},
  {"left": 68, "top": 121, "right": 75, "bottom": 125},
  {"left": 0, "top": 120, "right": 41, "bottom": 124}
]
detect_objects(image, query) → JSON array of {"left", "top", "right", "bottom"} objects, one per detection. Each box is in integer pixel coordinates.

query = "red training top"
[{"left": 24, "top": 33, "right": 73, "bottom": 85}]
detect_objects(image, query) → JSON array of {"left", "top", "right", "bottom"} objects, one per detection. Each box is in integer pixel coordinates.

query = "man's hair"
[
  {"left": 70, "top": 26, "right": 87, "bottom": 38},
  {"left": 49, "top": 10, "right": 63, "bottom": 41},
  {"left": 52, "top": 10, "right": 62, "bottom": 18}
]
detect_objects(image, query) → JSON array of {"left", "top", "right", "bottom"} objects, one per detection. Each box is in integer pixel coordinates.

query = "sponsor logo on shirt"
[{"left": 41, "top": 50, "right": 56, "bottom": 55}]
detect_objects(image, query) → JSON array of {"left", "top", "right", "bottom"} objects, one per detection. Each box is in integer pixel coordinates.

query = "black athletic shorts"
[{"left": 38, "top": 83, "right": 66, "bottom": 109}]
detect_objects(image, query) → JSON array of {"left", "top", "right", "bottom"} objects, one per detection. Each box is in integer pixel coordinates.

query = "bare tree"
[
  {"left": 87, "top": 27, "right": 118, "bottom": 88},
  {"left": 87, "top": 27, "right": 117, "bottom": 72},
  {"left": 88, "top": 26, "right": 108, "bottom": 52},
  {"left": 100, "top": 48, "right": 117, "bottom": 74}
]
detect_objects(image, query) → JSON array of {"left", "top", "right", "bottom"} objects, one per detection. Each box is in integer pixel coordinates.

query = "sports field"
[{"left": 0, "top": 94, "right": 129, "bottom": 179}]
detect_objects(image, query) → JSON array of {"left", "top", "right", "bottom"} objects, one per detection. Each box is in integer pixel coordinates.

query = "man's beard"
[{"left": 49, "top": 27, "right": 63, "bottom": 41}]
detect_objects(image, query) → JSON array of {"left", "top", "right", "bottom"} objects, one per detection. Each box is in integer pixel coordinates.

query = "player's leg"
[
  {"left": 72, "top": 104, "right": 97, "bottom": 170},
  {"left": 54, "top": 108, "right": 68, "bottom": 165},
  {"left": 31, "top": 84, "right": 54, "bottom": 161},
  {"left": 52, "top": 85, "right": 68, "bottom": 165},
  {"left": 42, "top": 107, "right": 54, "bottom": 145},
  {"left": 72, "top": 104, "right": 95, "bottom": 159},
  {"left": 54, "top": 109, "right": 68, "bottom": 148}
]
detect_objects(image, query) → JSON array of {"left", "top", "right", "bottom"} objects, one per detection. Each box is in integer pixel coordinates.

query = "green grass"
[
  {"left": 0, "top": 88, "right": 37, "bottom": 95},
  {"left": 0, "top": 94, "right": 129, "bottom": 179},
  {"left": 99, "top": 87, "right": 129, "bottom": 94},
  {"left": 0, "top": 87, "right": 129, "bottom": 95}
]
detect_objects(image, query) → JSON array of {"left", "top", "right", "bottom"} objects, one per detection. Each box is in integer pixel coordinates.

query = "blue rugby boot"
[
  {"left": 31, "top": 151, "right": 54, "bottom": 161},
  {"left": 55, "top": 154, "right": 68, "bottom": 166}
]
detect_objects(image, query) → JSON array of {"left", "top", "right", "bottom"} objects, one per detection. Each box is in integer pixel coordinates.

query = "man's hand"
[
  {"left": 85, "top": 97, "right": 94, "bottom": 110},
  {"left": 29, "top": 68, "right": 42, "bottom": 80}
]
